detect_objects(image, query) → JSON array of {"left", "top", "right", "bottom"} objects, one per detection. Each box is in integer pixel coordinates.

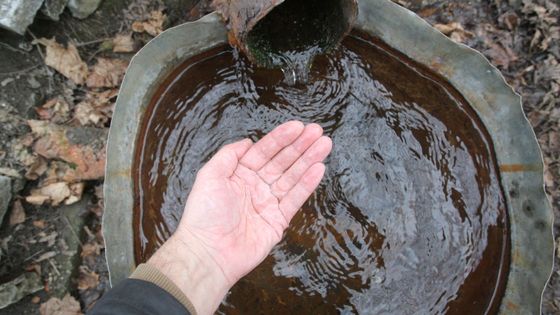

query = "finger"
[
  {"left": 258, "top": 123, "right": 323, "bottom": 184},
  {"left": 279, "top": 163, "right": 326, "bottom": 223},
  {"left": 239, "top": 120, "right": 304, "bottom": 171},
  {"left": 199, "top": 138, "right": 253, "bottom": 178},
  {"left": 271, "top": 136, "right": 332, "bottom": 198}
]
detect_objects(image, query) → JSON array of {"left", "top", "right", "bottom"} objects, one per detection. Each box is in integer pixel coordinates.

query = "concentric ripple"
[{"left": 133, "top": 33, "right": 509, "bottom": 315}]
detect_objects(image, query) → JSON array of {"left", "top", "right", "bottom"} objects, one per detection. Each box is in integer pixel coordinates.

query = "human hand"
[{"left": 148, "top": 121, "right": 332, "bottom": 314}]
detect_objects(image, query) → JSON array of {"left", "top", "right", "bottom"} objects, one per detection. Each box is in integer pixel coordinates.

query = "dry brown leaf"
[
  {"left": 77, "top": 266, "right": 100, "bottom": 291},
  {"left": 25, "top": 156, "right": 48, "bottom": 180},
  {"left": 485, "top": 41, "right": 518, "bottom": 68},
  {"left": 434, "top": 22, "right": 474, "bottom": 43},
  {"left": 544, "top": 161, "right": 554, "bottom": 189},
  {"left": 74, "top": 89, "right": 118, "bottom": 127},
  {"left": 41, "top": 161, "right": 71, "bottom": 185},
  {"left": 36, "top": 38, "right": 88, "bottom": 85},
  {"left": 86, "top": 58, "right": 129, "bottom": 88},
  {"left": 33, "top": 220, "right": 47, "bottom": 229},
  {"left": 26, "top": 182, "right": 71, "bottom": 206},
  {"left": 39, "top": 294, "right": 82, "bottom": 315},
  {"left": 548, "top": 131, "right": 559, "bottom": 151},
  {"left": 35, "top": 251, "right": 57, "bottom": 263},
  {"left": 26, "top": 195, "right": 51, "bottom": 205},
  {"left": 9, "top": 200, "right": 26, "bottom": 226},
  {"left": 25, "top": 264, "right": 42, "bottom": 275},
  {"left": 113, "top": 33, "right": 136, "bottom": 53},
  {"left": 132, "top": 10, "right": 166, "bottom": 36},
  {"left": 498, "top": 11, "right": 519, "bottom": 30},
  {"left": 65, "top": 182, "right": 85, "bottom": 205},
  {"left": 28, "top": 120, "right": 107, "bottom": 181},
  {"left": 36, "top": 98, "right": 70, "bottom": 124},
  {"left": 81, "top": 242, "right": 102, "bottom": 257},
  {"left": 90, "top": 184, "right": 104, "bottom": 217}
]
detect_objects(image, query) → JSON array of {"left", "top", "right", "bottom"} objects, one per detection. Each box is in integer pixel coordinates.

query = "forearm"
[{"left": 147, "top": 234, "right": 232, "bottom": 315}]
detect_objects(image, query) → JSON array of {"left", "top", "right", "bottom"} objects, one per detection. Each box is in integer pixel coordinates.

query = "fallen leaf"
[
  {"left": 132, "top": 10, "right": 166, "bottom": 36},
  {"left": 88, "top": 184, "right": 105, "bottom": 217},
  {"left": 36, "top": 38, "right": 88, "bottom": 85},
  {"left": 484, "top": 41, "right": 518, "bottom": 68},
  {"left": 38, "top": 232, "right": 58, "bottom": 246},
  {"left": 74, "top": 89, "right": 118, "bottom": 127},
  {"left": 544, "top": 162, "right": 554, "bottom": 189},
  {"left": 498, "top": 10, "right": 519, "bottom": 30},
  {"left": 77, "top": 266, "right": 100, "bottom": 291},
  {"left": 35, "top": 251, "right": 57, "bottom": 263},
  {"left": 28, "top": 120, "right": 108, "bottom": 181},
  {"left": 86, "top": 58, "right": 129, "bottom": 88},
  {"left": 9, "top": 200, "right": 26, "bottom": 226},
  {"left": 475, "top": 23, "right": 518, "bottom": 69},
  {"left": 434, "top": 22, "right": 474, "bottom": 43},
  {"left": 65, "top": 182, "right": 85, "bottom": 205},
  {"left": 112, "top": 33, "right": 136, "bottom": 53},
  {"left": 418, "top": 6, "right": 438, "bottom": 18},
  {"left": 26, "top": 195, "right": 51, "bottom": 205},
  {"left": 42, "top": 161, "right": 72, "bottom": 186},
  {"left": 26, "top": 182, "right": 71, "bottom": 206},
  {"left": 25, "top": 264, "right": 42, "bottom": 275},
  {"left": 33, "top": 220, "right": 47, "bottom": 229},
  {"left": 40, "top": 294, "right": 82, "bottom": 315},
  {"left": 36, "top": 98, "right": 70, "bottom": 124},
  {"left": 81, "top": 242, "right": 102, "bottom": 257},
  {"left": 0, "top": 167, "right": 21, "bottom": 178},
  {"left": 25, "top": 156, "right": 48, "bottom": 180}
]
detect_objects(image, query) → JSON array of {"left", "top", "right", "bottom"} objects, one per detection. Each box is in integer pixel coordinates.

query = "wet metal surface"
[{"left": 133, "top": 34, "right": 509, "bottom": 314}]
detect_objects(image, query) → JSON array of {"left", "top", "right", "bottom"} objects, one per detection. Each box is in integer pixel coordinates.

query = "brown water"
[{"left": 133, "top": 33, "right": 509, "bottom": 314}]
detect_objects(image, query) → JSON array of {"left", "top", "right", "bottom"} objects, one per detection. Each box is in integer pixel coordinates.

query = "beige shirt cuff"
[{"left": 130, "top": 263, "right": 197, "bottom": 315}]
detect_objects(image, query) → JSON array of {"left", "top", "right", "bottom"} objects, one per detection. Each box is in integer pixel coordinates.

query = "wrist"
[{"left": 147, "top": 234, "right": 231, "bottom": 315}]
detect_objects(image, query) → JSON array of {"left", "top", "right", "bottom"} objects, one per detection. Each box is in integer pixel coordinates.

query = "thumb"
[{"left": 199, "top": 138, "right": 253, "bottom": 178}]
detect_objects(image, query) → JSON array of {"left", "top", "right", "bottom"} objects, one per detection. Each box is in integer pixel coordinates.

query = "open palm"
[{"left": 175, "top": 121, "right": 332, "bottom": 285}]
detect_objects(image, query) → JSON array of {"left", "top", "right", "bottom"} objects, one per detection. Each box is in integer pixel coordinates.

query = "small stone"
[
  {"left": 0, "top": 273, "right": 43, "bottom": 309},
  {"left": 27, "top": 76, "right": 41, "bottom": 89},
  {"left": 0, "top": 0, "right": 44, "bottom": 35},
  {"left": 1, "top": 78, "right": 14, "bottom": 87},
  {"left": 66, "top": 0, "right": 102, "bottom": 19},
  {"left": 0, "top": 175, "right": 12, "bottom": 227},
  {"left": 41, "top": 0, "right": 68, "bottom": 21},
  {"left": 49, "top": 195, "right": 90, "bottom": 297}
]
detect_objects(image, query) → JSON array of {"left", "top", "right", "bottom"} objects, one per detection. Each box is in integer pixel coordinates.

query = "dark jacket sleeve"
[{"left": 88, "top": 279, "right": 191, "bottom": 315}]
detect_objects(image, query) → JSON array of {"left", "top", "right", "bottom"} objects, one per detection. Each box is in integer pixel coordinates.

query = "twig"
[
  {"left": 27, "top": 29, "right": 56, "bottom": 91},
  {"left": 48, "top": 259, "right": 61, "bottom": 276},
  {"left": 87, "top": 47, "right": 104, "bottom": 63},
  {"left": 0, "top": 64, "right": 40, "bottom": 76},
  {"left": 24, "top": 249, "right": 44, "bottom": 262},
  {"left": 75, "top": 38, "right": 111, "bottom": 47},
  {"left": 0, "top": 42, "right": 27, "bottom": 54}
]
